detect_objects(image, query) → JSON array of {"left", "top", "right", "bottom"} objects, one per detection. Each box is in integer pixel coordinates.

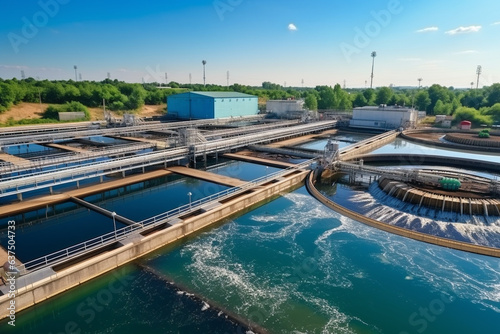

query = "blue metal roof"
[{"left": 171, "top": 91, "right": 257, "bottom": 99}]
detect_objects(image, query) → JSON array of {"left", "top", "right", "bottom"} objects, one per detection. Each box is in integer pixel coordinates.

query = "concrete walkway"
[
  {"left": 266, "top": 129, "right": 338, "bottom": 148},
  {"left": 223, "top": 152, "right": 296, "bottom": 169},
  {"left": 44, "top": 143, "right": 90, "bottom": 153},
  {"left": 167, "top": 166, "right": 246, "bottom": 187},
  {"left": 111, "top": 136, "right": 168, "bottom": 149},
  {"left": 0, "top": 153, "right": 30, "bottom": 166}
]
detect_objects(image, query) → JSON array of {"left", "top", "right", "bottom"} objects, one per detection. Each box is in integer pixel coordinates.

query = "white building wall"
[
  {"left": 267, "top": 100, "right": 305, "bottom": 116},
  {"left": 350, "top": 106, "right": 417, "bottom": 129}
]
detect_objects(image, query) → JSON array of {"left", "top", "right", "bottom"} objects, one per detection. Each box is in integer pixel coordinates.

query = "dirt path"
[{"left": 0, "top": 103, "right": 166, "bottom": 124}]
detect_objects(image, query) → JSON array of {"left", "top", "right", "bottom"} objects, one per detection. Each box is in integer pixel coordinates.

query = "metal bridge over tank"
[
  {"left": 0, "top": 120, "right": 337, "bottom": 198},
  {"left": 332, "top": 159, "right": 500, "bottom": 195},
  {"left": 0, "top": 115, "right": 265, "bottom": 146}
]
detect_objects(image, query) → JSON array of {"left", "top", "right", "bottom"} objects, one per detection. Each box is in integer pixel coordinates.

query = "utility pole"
[
  {"left": 189, "top": 73, "right": 192, "bottom": 85},
  {"left": 202, "top": 60, "right": 207, "bottom": 87},
  {"left": 370, "top": 51, "right": 377, "bottom": 89},
  {"left": 165, "top": 72, "right": 168, "bottom": 86},
  {"left": 418, "top": 78, "right": 422, "bottom": 89},
  {"left": 476, "top": 65, "right": 482, "bottom": 89},
  {"left": 74, "top": 65, "right": 78, "bottom": 81}
]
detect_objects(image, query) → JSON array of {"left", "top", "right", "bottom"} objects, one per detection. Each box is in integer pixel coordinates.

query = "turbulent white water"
[
  {"left": 174, "top": 191, "right": 500, "bottom": 333},
  {"left": 348, "top": 182, "right": 500, "bottom": 248}
]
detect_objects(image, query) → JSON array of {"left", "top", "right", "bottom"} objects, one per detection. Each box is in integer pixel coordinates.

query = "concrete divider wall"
[
  {"left": 305, "top": 171, "right": 500, "bottom": 258},
  {"left": 0, "top": 171, "right": 308, "bottom": 320}
]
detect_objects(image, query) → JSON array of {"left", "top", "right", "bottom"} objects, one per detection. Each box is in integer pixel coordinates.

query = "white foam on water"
[
  {"left": 347, "top": 183, "right": 500, "bottom": 248},
  {"left": 201, "top": 302, "right": 210, "bottom": 311},
  {"left": 181, "top": 224, "right": 291, "bottom": 317},
  {"left": 176, "top": 191, "right": 361, "bottom": 331},
  {"left": 171, "top": 186, "right": 500, "bottom": 333},
  {"left": 290, "top": 291, "right": 360, "bottom": 334},
  {"left": 307, "top": 194, "right": 500, "bottom": 314}
]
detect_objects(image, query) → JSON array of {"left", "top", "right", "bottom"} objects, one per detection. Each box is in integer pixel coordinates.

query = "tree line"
[{"left": 1, "top": 78, "right": 500, "bottom": 126}]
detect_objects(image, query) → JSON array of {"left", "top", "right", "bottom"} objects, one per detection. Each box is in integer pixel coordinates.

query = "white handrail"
[{"left": 17, "top": 159, "right": 314, "bottom": 275}]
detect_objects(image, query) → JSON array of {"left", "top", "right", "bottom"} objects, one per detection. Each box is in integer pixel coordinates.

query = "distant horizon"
[
  {"left": 0, "top": 75, "right": 491, "bottom": 91},
  {"left": 1, "top": 0, "right": 499, "bottom": 89}
]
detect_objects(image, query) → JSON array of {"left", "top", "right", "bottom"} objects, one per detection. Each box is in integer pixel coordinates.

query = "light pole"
[
  {"left": 476, "top": 65, "right": 482, "bottom": 89},
  {"left": 370, "top": 51, "right": 377, "bottom": 89},
  {"left": 74, "top": 65, "right": 78, "bottom": 81},
  {"left": 202, "top": 60, "right": 207, "bottom": 87},
  {"left": 187, "top": 192, "right": 192, "bottom": 209},
  {"left": 418, "top": 78, "right": 422, "bottom": 89},
  {"left": 111, "top": 212, "right": 117, "bottom": 240}
]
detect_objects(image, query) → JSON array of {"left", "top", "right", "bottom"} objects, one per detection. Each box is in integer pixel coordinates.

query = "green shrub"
[{"left": 43, "top": 101, "right": 90, "bottom": 120}]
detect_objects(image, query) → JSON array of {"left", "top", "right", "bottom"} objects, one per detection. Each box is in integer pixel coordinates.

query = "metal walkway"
[
  {"left": 0, "top": 120, "right": 336, "bottom": 197},
  {"left": 0, "top": 115, "right": 264, "bottom": 146}
]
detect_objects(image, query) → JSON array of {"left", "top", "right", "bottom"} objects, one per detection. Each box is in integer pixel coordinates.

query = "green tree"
[
  {"left": 0, "top": 82, "right": 15, "bottom": 112},
  {"left": 486, "top": 83, "right": 500, "bottom": 107},
  {"left": 427, "top": 84, "right": 452, "bottom": 113},
  {"left": 316, "top": 86, "right": 335, "bottom": 109},
  {"left": 454, "top": 107, "right": 492, "bottom": 126},
  {"left": 482, "top": 103, "right": 500, "bottom": 123},
  {"left": 375, "top": 87, "right": 393, "bottom": 105},
  {"left": 304, "top": 94, "right": 318, "bottom": 110},
  {"left": 353, "top": 93, "right": 368, "bottom": 107},
  {"left": 414, "top": 90, "right": 431, "bottom": 111},
  {"left": 125, "top": 85, "right": 147, "bottom": 110},
  {"left": 43, "top": 101, "right": 89, "bottom": 120},
  {"left": 433, "top": 100, "right": 452, "bottom": 115},
  {"left": 362, "top": 89, "right": 375, "bottom": 105},
  {"left": 332, "top": 84, "right": 352, "bottom": 110},
  {"left": 460, "top": 90, "right": 485, "bottom": 110}
]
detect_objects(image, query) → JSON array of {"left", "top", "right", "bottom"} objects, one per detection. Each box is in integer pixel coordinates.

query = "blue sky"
[{"left": 1, "top": 0, "right": 499, "bottom": 88}]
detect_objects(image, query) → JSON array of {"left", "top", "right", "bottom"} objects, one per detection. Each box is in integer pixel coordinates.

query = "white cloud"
[
  {"left": 492, "top": 21, "right": 500, "bottom": 26},
  {"left": 445, "top": 25, "right": 482, "bottom": 35},
  {"left": 288, "top": 23, "right": 297, "bottom": 31},
  {"left": 454, "top": 50, "right": 479, "bottom": 55},
  {"left": 416, "top": 27, "right": 438, "bottom": 33}
]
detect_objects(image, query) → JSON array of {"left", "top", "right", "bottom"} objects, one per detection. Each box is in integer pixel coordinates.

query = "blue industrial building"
[{"left": 167, "top": 92, "right": 258, "bottom": 119}]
